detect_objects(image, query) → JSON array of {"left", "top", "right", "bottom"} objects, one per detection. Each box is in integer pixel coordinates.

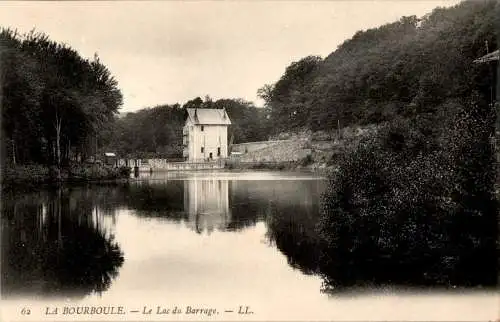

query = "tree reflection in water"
[
  {"left": 123, "top": 180, "right": 187, "bottom": 221},
  {"left": 265, "top": 180, "right": 498, "bottom": 292},
  {"left": 265, "top": 201, "right": 322, "bottom": 275},
  {"left": 1, "top": 187, "right": 124, "bottom": 300}
]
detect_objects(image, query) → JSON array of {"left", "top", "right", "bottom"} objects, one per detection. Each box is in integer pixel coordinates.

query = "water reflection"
[
  {"left": 262, "top": 180, "right": 324, "bottom": 276},
  {"left": 125, "top": 180, "right": 186, "bottom": 220},
  {"left": 1, "top": 174, "right": 331, "bottom": 301},
  {"left": 184, "top": 179, "right": 231, "bottom": 234},
  {"left": 2, "top": 171, "right": 497, "bottom": 305},
  {"left": 123, "top": 175, "right": 271, "bottom": 233},
  {"left": 1, "top": 188, "right": 124, "bottom": 300},
  {"left": 265, "top": 203, "right": 321, "bottom": 275}
]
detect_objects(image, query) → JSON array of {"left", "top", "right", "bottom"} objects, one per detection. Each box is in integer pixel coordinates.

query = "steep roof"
[{"left": 185, "top": 108, "right": 231, "bottom": 125}]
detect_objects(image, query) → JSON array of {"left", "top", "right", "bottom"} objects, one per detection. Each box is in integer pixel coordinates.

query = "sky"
[{"left": 1, "top": 0, "right": 462, "bottom": 112}]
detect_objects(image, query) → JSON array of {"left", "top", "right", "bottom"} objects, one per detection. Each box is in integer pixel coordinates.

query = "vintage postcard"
[{"left": 1, "top": 1, "right": 499, "bottom": 321}]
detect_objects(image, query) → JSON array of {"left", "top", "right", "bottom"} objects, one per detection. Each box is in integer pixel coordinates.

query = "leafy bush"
[
  {"left": 2, "top": 163, "right": 131, "bottom": 189},
  {"left": 2, "top": 164, "right": 50, "bottom": 185},
  {"left": 300, "top": 154, "right": 314, "bottom": 166},
  {"left": 67, "top": 164, "right": 130, "bottom": 181},
  {"left": 318, "top": 98, "right": 497, "bottom": 289},
  {"left": 117, "top": 166, "right": 132, "bottom": 178}
]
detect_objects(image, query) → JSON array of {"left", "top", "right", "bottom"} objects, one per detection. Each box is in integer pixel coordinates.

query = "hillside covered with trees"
[
  {"left": 110, "top": 0, "right": 499, "bottom": 164},
  {"left": 309, "top": 0, "right": 499, "bottom": 289},
  {"left": 259, "top": 0, "right": 498, "bottom": 133}
]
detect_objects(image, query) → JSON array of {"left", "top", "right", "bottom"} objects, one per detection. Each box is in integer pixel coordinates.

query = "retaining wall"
[{"left": 230, "top": 140, "right": 293, "bottom": 154}]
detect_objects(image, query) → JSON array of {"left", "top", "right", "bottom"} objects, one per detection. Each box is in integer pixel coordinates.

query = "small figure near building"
[{"left": 183, "top": 108, "right": 231, "bottom": 161}]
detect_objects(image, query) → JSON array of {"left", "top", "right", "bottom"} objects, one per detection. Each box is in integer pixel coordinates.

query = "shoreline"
[
  {"left": 1, "top": 164, "right": 132, "bottom": 193},
  {"left": 1, "top": 178, "right": 132, "bottom": 194},
  {"left": 1, "top": 164, "right": 333, "bottom": 192}
]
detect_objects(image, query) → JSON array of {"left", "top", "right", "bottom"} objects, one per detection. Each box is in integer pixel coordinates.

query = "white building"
[{"left": 183, "top": 108, "right": 232, "bottom": 161}]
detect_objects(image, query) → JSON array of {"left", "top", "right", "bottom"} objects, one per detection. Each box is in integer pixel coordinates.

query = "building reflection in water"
[{"left": 184, "top": 178, "right": 231, "bottom": 234}]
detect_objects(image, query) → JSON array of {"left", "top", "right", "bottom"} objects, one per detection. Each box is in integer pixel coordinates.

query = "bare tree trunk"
[
  {"left": 56, "top": 130, "right": 61, "bottom": 168},
  {"left": 57, "top": 187, "right": 63, "bottom": 250},
  {"left": 496, "top": 5, "right": 500, "bottom": 200},
  {"left": 55, "top": 112, "right": 62, "bottom": 169},
  {"left": 67, "top": 139, "right": 71, "bottom": 162},
  {"left": 11, "top": 139, "right": 16, "bottom": 166}
]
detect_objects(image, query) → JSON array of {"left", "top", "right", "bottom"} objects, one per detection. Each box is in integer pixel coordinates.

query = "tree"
[
  {"left": 1, "top": 28, "right": 123, "bottom": 168},
  {"left": 265, "top": 55, "right": 322, "bottom": 132}
]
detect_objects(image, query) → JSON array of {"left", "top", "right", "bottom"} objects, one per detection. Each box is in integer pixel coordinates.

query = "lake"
[{"left": 1, "top": 171, "right": 497, "bottom": 321}]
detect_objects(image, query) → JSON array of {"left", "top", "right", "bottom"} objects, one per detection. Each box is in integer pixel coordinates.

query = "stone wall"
[
  {"left": 238, "top": 139, "right": 311, "bottom": 162},
  {"left": 230, "top": 140, "right": 293, "bottom": 154}
]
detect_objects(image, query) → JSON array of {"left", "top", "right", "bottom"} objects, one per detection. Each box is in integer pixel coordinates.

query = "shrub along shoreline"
[
  {"left": 318, "top": 98, "right": 499, "bottom": 289},
  {"left": 1, "top": 164, "right": 131, "bottom": 190}
]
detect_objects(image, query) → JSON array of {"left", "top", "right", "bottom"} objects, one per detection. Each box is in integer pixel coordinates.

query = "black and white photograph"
[{"left": 0, "top": 1, "right": 499, "bottom": 321}]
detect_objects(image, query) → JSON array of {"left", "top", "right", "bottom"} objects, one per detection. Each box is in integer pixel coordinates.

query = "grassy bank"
[{"left": 2, "top": 164, "right": 131, "bottom": 190}]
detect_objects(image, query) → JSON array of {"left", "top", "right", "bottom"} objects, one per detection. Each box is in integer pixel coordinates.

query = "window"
[
  {"left": 201, "top": 147, "right": 204, "bottom": 153},
  {"left": 201, "top": 125, "right": 204, "bottom": 131},
  {"left": 217, "top": 147, "right": 221, "bottom": 156}
]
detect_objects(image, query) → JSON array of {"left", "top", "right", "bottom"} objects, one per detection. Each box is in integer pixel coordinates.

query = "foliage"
[
  {"left": 260, "top": 0, "right": 498, "bottom": 133},
  {"left": 299, "top": 154, "right": 314, "bottom": 167},
  {"left": 212, "top": 98, "right": 270, "bottom": 144},
  {"left": 67, "top": 164, "right": 131, "bottom": 181},
  {"left": 105, "top": 104, "right": 185, "bottom": 158},
  {"left": 260, "top": 55, "right": 322, "bottom": 132},
  {"left": 2, "top": 164, "right": 51, "bottom": 186},
  {"left": 1, "top": 28, "right": 123, "bottom": 168},
  {"left": 224, "top": 160, "right": 294, "bottom": 171},
  {"left": 318, "top": 97, "right": 497, "bottom": 289},
  {"left": 2, "top": 164, "right": 131, "bottom": 189}
]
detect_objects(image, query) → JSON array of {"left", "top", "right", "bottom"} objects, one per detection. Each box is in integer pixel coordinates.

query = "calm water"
[{"left": 1, "top": 171, "right": 497, "bottom": 321}]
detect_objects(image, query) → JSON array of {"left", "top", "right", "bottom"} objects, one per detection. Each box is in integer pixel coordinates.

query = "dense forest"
[
  {"left": 259, "top": 0, "right": 498, "bottom": 133},
  {"left": 0, "top": 28, "right": 123, "bottom": 168}
]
